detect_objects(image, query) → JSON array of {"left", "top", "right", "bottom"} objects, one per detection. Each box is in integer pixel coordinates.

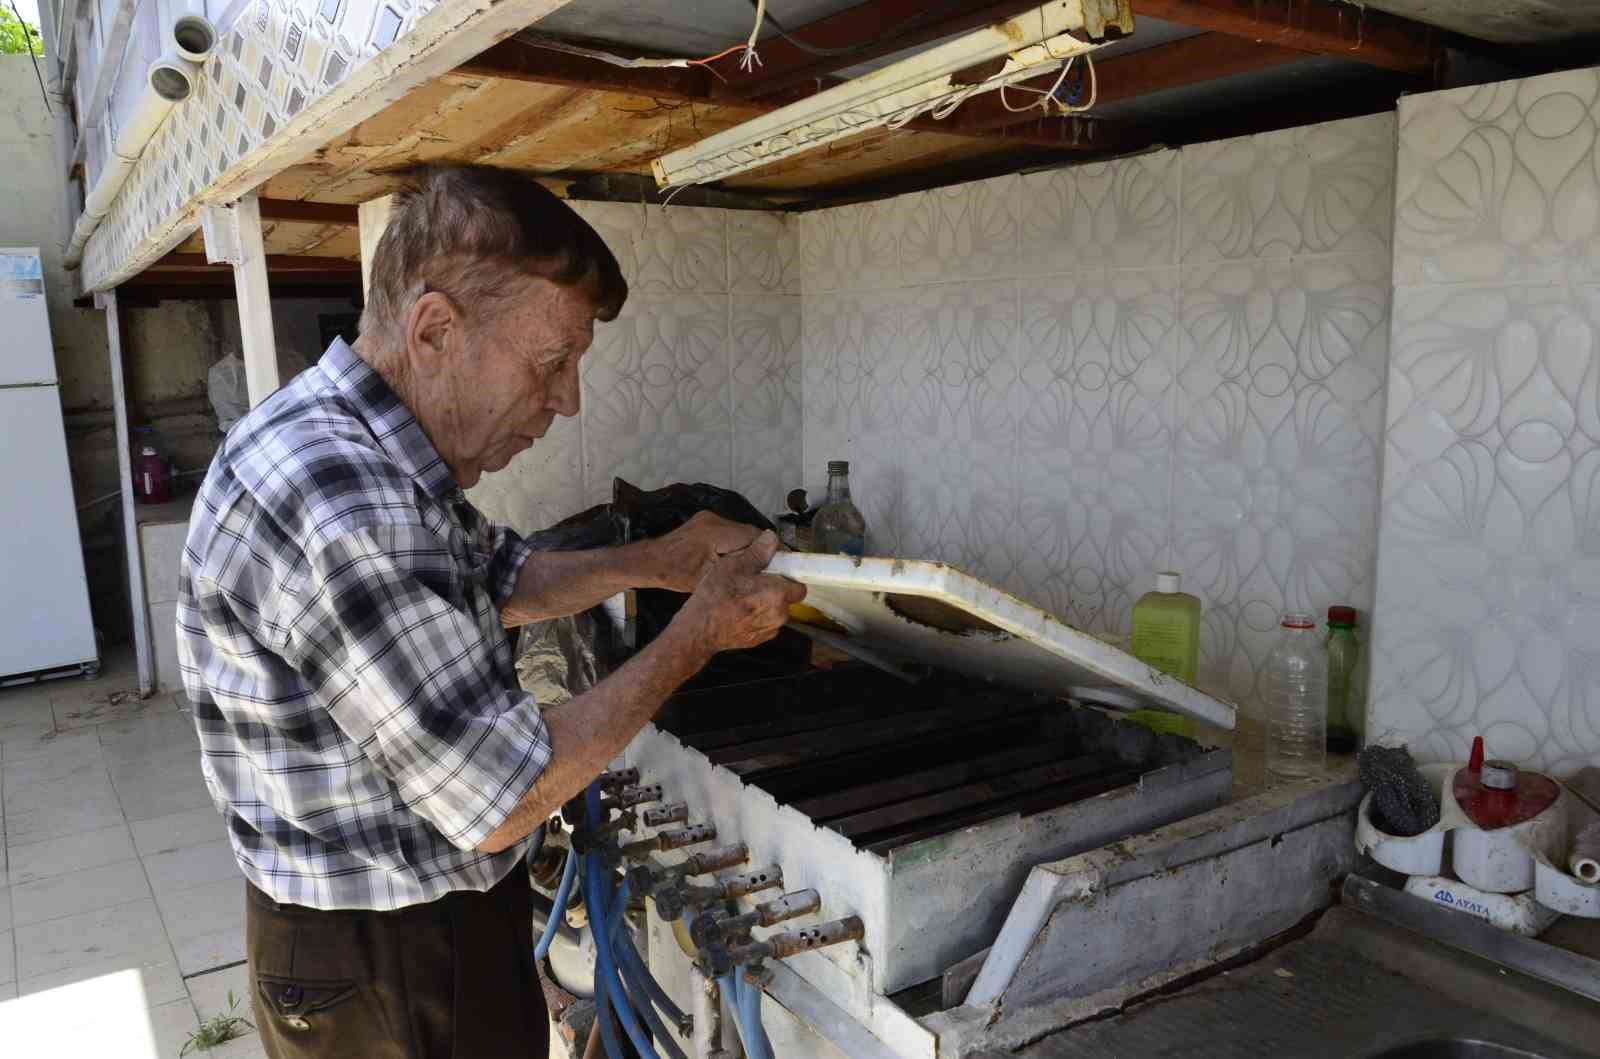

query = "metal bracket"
[{"left": 199, "top": 203, "right": 243, "bottom": 266}]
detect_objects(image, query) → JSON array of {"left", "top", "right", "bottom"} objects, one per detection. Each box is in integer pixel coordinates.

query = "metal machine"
[{"left": 536, "top": 555, "right": 1237, "bottom": 1058}]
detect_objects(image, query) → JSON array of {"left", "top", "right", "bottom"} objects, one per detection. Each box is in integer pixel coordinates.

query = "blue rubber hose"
[
  {"left": 608, "top": 907, "right": 689, "bottom": 1058},
  {"left": 736, "top": 968, "right": 775, "bottom": 1059},
  {"left": 534, "top": 844, "right": 579, "bottom": 962},
  {"left": 615, "top": 926, "right": 690, "bottom": 1032},
  {"left": 591, "top": 936, "right": 625, "bottom": 1059},
  {"left": 715, "top": 973, "right": 747, "bottom": 1056},
  {"left": 585, "top": 785, "right": 661, "bottom": 1059}
]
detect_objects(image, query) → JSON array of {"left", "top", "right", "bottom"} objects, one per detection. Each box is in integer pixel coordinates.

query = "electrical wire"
[
  {"left": 10, "top": 0, "right": 49, "bottom": 115},
  {"left": 739, "top": 0, "right": 766, "bottom": 72},
  {"left": 743, "top": 0, "right": 979, "bottom": 62}
]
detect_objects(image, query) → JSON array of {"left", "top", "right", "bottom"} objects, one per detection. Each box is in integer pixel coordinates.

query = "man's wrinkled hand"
[
  {"left": 650, "top": 511, "right": 763, "bottom": 593},
  {"left": 673, "top": 530, "right": 806, "bottom": 656}
]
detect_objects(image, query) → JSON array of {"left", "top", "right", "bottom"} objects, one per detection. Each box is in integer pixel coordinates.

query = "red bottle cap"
[{"left": 1328, "top": 605, "right": 1357, "bottom": 627}]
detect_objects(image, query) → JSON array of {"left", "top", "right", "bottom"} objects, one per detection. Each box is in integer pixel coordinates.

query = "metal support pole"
[
  {"left": 96, "top": 288, "right": 153, "bottom": 697},
  {"left": 202, "top": 192, "right": 278, "bottom": 405},
  {"left": 357, "top": 194, "right": 394, "bottom": 299}
]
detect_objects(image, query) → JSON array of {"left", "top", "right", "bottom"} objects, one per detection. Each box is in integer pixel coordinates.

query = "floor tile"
[
  {"left": 174, "top": 928, "right": 246, "bottom": 978},
  {"left": 112, "top": 761, "right": 212, "bottom": 822},
  {"left": 3, "top": 792, "right": 125, "bottom": 847},
  {"left": 157, "top": 878, "right": 242, "bottom": 944},
  {"left": 16, "top": 952, "right": 187, "bottom": 1007},
  {"left": 186, "top": 962, "right": 253, "bottom": 1020},
  {"left": 13, "top": 897, "right": 172, "bottom": 980},
  {"left": 143, "top": 839, "right": 240, "bottom": 894},
  {"left": 0, "top": 981, "right": 14, "bottom": 1001},
  {"left": 2, "top": 745, "right": 107, "bottom": 795},
  {"left": 4, "top": 768, "right": 119, "bottom": 815},
  {"left": 1, "top": 728, "right": 102, "bottom": 767},
  {"left": 0, "top": 929, "right": 12, "bottom": 983},
  {"left": 11, "top": 858, "right": 152, "bottom": 927},
  {"left": 0, "top": 887, "right": 10, "bottom": 932},
  {"left": 131, "top": 807, "right": 226, "bottom": 857},
  {"left": 98, "top": 712, "right": 199, "bottom": 765},
  {"left": 6, "top": 824, "right": 136, "bottom": 886},
  {"left": 51, "top": 685, "right": 157, "bottom": 732},
  {"left": 0, "top": 990, "right": 198, "bottom": 1058}
]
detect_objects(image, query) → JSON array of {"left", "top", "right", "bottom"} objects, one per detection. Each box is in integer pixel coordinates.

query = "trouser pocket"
[{"left": 253, "top": 973, "right": 394, "bottom": 1058}]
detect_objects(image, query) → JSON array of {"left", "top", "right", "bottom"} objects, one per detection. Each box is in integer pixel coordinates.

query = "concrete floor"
[{"left": 0, "top": 648, "right": 262, "bottom": 1058}]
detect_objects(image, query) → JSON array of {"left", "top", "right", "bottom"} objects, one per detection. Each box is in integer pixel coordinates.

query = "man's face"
[{"left": 444, "top": 276, "right": 597, "bottom": 488}]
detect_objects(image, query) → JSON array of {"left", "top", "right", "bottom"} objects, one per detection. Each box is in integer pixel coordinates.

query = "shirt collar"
[{"left": 317, "top": 337, "right": 459, "bottom": 501}]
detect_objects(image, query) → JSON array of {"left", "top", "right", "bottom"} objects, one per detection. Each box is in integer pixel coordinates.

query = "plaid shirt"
[{"left": 177, "top": 339, "right": 550, "bottom": 911}]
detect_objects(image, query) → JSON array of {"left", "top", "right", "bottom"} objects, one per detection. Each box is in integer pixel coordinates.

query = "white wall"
[
  {"left": 1371, "top": 68, "right": 1600, "bottom": 772},
  {"left": 468, "top": 202, "right": 801, "bottom": 531},
  {"left": 799, "top": 114, "right": 1398, "bottom": 715}
]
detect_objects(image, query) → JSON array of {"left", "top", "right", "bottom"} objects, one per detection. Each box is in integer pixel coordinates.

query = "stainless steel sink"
[{"left": 1366, "top": 1040, "right": 1551, "bottom": 1059}]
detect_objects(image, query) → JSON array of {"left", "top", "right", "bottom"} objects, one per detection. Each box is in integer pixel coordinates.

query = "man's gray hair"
[{"left": 360, "top": 166, "right": 627, "bottom": 342}]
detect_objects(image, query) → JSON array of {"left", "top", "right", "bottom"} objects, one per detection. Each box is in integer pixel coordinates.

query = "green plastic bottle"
[
  {"left": 1325, "top": 605, "right": 1362, "bottom": 753},
  {"left": 1127, "top": 571, "right": 1201, "bottom": 737}
]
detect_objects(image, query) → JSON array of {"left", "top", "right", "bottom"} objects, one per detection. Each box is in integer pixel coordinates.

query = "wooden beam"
[
  {"left": 1134, "top": 0, "right": 1439, "bottom": 75},
  {"left": 148, "top": 253, "right": 360, "bottom": 274},
  {"left": 950, "top": 32, "right": 1304, "bottom": 134},
  {"left": 456, "top": 36, "right": 1125, "bottom": 152},
  {"left": 458, "top": 37, "right": 717, "bottom": 100},
  {"left": 257, "top": 199, "right": 361, "bottom": 226},
  {"left": 703, "top": 0, "right": 1105, "bottom": 102}
]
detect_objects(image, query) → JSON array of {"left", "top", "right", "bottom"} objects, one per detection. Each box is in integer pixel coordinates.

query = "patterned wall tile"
[
  {"left": 728, "top": 212, "right": 799, "bottom": 294},
  {"left": 798, "top": 199, "right": 903, "bottom": 294},
  {"left": 1370, "top": 281, "right": 1600, "bottom": 771},
  {"left": 1181, "top": 113, "right": 1396, "bottom": 264},
  {"left": 583, "top": 291, "right": 731, "bottom": 441},
  {"left": 1174, "top": 253, "right": 1392, "bottom": 708},
  {"left": 629, "top": 205, "right": 728, "bottom": 293},
  {"left": 1014, "top": 270, "right": 1178, "bottom": 635},
  {"left": 1394, "top": 69, "right": 1600, "bottom": 288},
  {"left": 1018, "top": 151, "right": 1181, "bottom": 275},
  {"left": 732, "top": 294, "right": 802, "bottom": 514},
  {"left": 899, "top": 176, "right": 1018, "bottom": 285}
]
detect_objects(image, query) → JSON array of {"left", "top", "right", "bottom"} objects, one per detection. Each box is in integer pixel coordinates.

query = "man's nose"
[{"left": 548, "top": 371, "right": 580, "bottom": 416}]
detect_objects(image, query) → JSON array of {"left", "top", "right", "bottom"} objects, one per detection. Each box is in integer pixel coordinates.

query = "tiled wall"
[
  {"left": 1370, "top": 69, "right": 1600, "bottom": 771},
  {"left": 468, "top": 203, "right": 801, "bottom": 532},
  {"left": 800, "top": 113, "right": 1398, "bottom": 713}
]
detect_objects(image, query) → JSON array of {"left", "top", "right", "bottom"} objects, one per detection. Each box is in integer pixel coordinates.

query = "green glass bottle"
[
  {"left": 1127, "top": 571, "right": 1201, "bottom": 738},
  {"left": 1325, "top": 605, "right": 1362, "bottom": 753}
]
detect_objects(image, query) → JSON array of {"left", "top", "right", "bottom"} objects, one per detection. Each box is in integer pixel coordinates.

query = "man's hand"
[
  {"left": 648, "top": 512, "right": 764, "bottom": 594},
  {"left": 671, "top": 530, "right": 806, "bottom": 655}
]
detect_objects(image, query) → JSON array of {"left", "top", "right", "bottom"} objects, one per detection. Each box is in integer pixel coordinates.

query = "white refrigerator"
[{"left": 1, "top": 248, "right": 99, "bottom": 683}]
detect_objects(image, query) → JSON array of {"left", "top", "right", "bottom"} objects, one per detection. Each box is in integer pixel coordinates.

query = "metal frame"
[{"left": 94, "top": 287, "right": 154, "bottom": 697}]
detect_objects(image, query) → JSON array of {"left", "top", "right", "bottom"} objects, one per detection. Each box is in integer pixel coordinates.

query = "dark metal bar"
[
  {"left": 707, "top": 701, "right": 1018, "bottom": 773},
  {"left": 642, "top": 801, "right": 689, "bottom": 828},
  {"left": 793, "top": 742, "right": 1068, "bottom": 822},
  {"left": 862, "top": 767, "right": 1142, "bottom": 852},
  {"left": 826, "top": 755, "right": 1109, "bottom": 839}
]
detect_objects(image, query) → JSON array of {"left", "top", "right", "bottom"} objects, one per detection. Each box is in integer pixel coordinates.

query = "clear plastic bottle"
[
  {"left": 813, "top": 461, "right": 866, "bottom": 557},
  {"left": 1264, "top": 611, "right": 1328, "bottom": 783}
]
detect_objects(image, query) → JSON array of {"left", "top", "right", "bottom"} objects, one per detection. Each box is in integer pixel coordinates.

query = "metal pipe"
[
  {"left": 690, "top": 967, "right": 723, "bottom": 1059},
  {"left": 65, "top": 15, "right": 216, "bottom": 269},
  {"left": 98, "top": 289, "right": 152, "bottom": 697},
  {"left": 621, "top": 823, "right": 716, "bottom": 859}
]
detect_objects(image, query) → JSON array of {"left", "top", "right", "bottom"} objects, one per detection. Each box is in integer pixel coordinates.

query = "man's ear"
[{"left": 406, "top": 291, "right": 457, "bottom": 378}]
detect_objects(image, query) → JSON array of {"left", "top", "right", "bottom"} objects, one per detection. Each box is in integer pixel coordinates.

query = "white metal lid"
[
  {"left": 767, "top": 554, "right": 1236, "bottom": 730},
  {"left": 1155, "top": 571, "right": 1181, "bottom": 594}
]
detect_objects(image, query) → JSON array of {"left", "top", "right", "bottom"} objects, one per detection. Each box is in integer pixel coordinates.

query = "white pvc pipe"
[{"left": 64, "top": 15, "right": 215, "bottom": 269}]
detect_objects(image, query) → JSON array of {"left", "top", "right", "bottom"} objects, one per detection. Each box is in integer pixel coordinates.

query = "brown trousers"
[{"left": 245, "top": 868, "right": 549, "bottom": 1059}]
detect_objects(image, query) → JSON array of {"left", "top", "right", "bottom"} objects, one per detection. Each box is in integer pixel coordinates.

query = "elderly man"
[{"left": 176, "top": 166, "right": 803, "bottom": 1059}]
